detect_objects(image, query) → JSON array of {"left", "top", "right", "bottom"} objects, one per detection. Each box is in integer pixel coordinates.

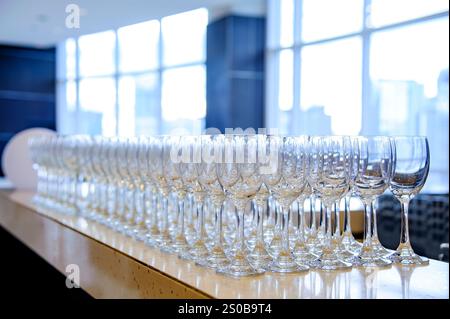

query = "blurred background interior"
[{"left": 0, "top": 0, "right": 448, "bottom": 261}]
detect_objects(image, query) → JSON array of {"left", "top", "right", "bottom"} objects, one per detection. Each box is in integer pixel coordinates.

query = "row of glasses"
[{"left": 29, "top": 134, "right": 431, "bottom": 278}]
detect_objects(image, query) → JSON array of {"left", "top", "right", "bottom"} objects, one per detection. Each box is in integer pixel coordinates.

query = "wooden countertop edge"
[{"left": 0, "top": 190, "right": 214, "bottom": 299}]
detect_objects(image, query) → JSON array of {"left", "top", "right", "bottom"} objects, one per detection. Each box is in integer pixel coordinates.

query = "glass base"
[
  {"left": 389, "top": 244, "right": 429, "bottom": 265},
  {"left": 180, "top": 240, "right": 209, "bottom": 261},
  {"left": 247, "top": 240, "right": 273, "bottom": 269},
  {"left": 268, "top": 232, "right": 283, "bottom": 257},
  {"left": 216, "top": 260, "right": 265, "bottom": 277},
  {"left": 157, "top": 230, "right": 173, "bottom": 252},
  {"left": 341, "top": 232, "right": 363, "bottom": 254},
  {"left": 268, "top": 250, "right": 310, "bottom": 273},
  {"left": 168, "top": 234, "right": 190, "bottom": 254},
  {"left": 354, "top": 245, "right": 392, "bottom": 267},
  {"left": 201, "top": 245, "right": 230, "bottom": 269},
  {"left": 371, "top": 237, "right": 391, "bottom": 257},
  {"left": 292, "top": 242, "right": 320, "bottom": 268},
  {"left": 317, "top": 247, "right": 352, "bottom": 271},
  {"left": 216, "top": 249, "right": 265, "bottom": 277}
]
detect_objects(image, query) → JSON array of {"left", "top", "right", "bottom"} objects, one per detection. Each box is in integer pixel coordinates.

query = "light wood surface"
[{"left": 0, "top": 190, "right": 448, "bottom": 299}]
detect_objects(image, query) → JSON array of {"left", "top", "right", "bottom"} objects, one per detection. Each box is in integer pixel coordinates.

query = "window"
[
  {"left": 267, "top": 0, "right": 449, "bottom": 193},
  {"left": 57, "top": 8, "right": 208, "bottom": 137}
]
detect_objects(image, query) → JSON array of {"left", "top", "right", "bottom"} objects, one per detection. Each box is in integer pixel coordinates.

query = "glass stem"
[
  {"left": 162, "top": 196, "right": 169, "bottom": 232},
  {"left": 399, "top": 200, "right": 411, "bottom": 247},
  {"left": 363, "top": 201, "right": 373, "bottom": 245},
  {"left": 310, "top": 195, "right": 316, "bottom": 231},
  {"left": 372, "top": 200, "right": 380, "bottom": 241},
  {"left": 237, "top": 202, "right": 247, "bottom": 252},
  {"left": 297, "top": 200, "right": 305, "bottom": 242},
  {"left": 333, "top": 202, "right": 340, "bottom": 237},
  {"left": 151, "top": 192, "right": 158, "bottom": 229},
  {"left": 281, "top": 206, "right": 290, "bottom": 252},
  {"left": 257, "top": 203, "right": 265, "bottom": 241},
  {"left": 214, "top": 203, "right": 223, "bottom": 246},
  {"left": 320, "top": 200, "right": 326, "bottom": 236},
  {"left": 197, "top": 201, "right": 205, "bottom": 241},
  {"left": 343, "top": 195, "right": 352, "bottom": 234},
  {"left": 177, "top": 197, "right": 185, "bottom": 237},
  {"left": 324, "top": 204, "right": 332, "bottom": 247}
]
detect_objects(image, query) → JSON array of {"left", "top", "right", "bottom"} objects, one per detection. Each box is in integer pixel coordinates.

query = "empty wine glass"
[
  {"left": 247, "top": 184, "right": 273, "bottom": 269},
  {"left": 292, "top": 179, "right": 320, "bottom": 267},
  {"left": 353, "top": 136, "right": 393, "bottom": 267},
  {"left": 263, "top": 135, "right": 310, "bottom": 273},
  {"left": 308, "top": 136, "right": 352, "bottom": 270},
  {"left": 137, "top": 137, "right": 160, "bottom": 246},
  {"left": 197, "top": 135, "right": 230, "bottom": 269},
  {"left": 178, "top": 136, "right": 209, "bottom": 261},
  {"left": 341, "top": 136, "right": 363, "bottom": 254},
  {"left": 388, "top": 136, "right": 430, "bottom": 265},
  {"left": 216, "top": 134, "right": 265, "bottom": 277}
]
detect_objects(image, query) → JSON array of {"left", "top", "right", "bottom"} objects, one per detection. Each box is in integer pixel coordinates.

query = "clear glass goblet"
[
  {"left": 353, "top": 136, "right": 393, "bottom": 267},
  {"left": 216, "top": 134, "right": 265, "bottom": 277},
  {"left": 263, "top": 135, "right": 310, "bottom": 273},
  {"left": 388, "top": 136, "right": 430, "bottom": 265},
  {"left": 308, "top": 136, "right": 353, "bottom": 270},
  {"left": 197, "top": 135, "right": 230, "bottom": 269}
]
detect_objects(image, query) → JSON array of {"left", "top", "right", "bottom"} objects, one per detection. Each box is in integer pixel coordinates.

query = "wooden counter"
[{"left": 0, "top": 190, "right": 448, "bottom": 299}]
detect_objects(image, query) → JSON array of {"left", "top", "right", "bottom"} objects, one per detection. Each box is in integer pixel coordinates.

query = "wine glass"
[
  {"left": 216, "top": 134, "right": 265, "bottom": 276},
  {"left": 247, "top": 184, "right": 273, "bottom": 269},
  {"left": 308, "top": 136, "right": 352, "bottom": 270},
  {"left": 388, "top": 136, "right": 430, "bottom": 265},
  {"left": 163, "top": 135, "right": 190, "bottom": 254},
  {"left": 353, "top": 136, "right": 393, "bottom": 267},
  {"left": 178, "top": 135, "right": 209, "bottom": 261},
  {"left": 292, "top": 183, "right": 320, "bottom": 267},
  {"left": 197, "top": 135, "right": 230, "bottom": 269},
  {"left": 137, "top": 137, "right": 160, "bottom": 246},
  {"left": 263, "top": 135, "right": 311, "bottom": 273}
]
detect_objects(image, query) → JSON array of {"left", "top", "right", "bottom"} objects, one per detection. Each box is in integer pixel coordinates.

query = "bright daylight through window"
[
  {"left": 266, "top": 0, "right": 449, "bottom": 193},
  {"left": 56, "top": 8, "right": 208, "bottom": 137}
]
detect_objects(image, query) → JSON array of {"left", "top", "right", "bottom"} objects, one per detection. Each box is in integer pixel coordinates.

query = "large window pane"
[
  {"left": 280, "top": 0, "right": 294, "bottom": 47},
  {"left": 118, "top": 20, "right": 159, "bottom": 72},
  {"left": 118, "top": 73, "right": 160, "bottom": 136},
  {"left": 56, "top": 81, "right": 77, "bottom": 134},
  {"left": 300, "top": 37, "right": 362, "bottom": 135},
  {"left": 301, "top": 0, "right": 364, "bottom": 42},
  {"left": 161, "top": 8, "right": 207, "bottom": 66},
  {"left": 79, "top": 30, "right": 115, "bottom": 77},
  {"left": 278, "top": 49, "right": 294, "bottom": 111},
  {"left": 370, "top": 18, "right": 449, "bottom": 192},
  {"left": 161, "top": 65, "right": 206, "bottom": 134},
  {"left": 369, "top": 0, "right": 449, "bottom": 28},
  {"left": 79, "top": 77, "right": 116, "bottom": 136}
]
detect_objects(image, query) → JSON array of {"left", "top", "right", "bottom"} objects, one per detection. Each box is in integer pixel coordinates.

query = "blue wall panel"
[{"left": 0, "top": 45, "right": 56, "bottom": 176}]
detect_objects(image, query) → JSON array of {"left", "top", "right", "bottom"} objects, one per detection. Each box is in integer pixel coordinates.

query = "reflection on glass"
[
  {"left": 300, "top": 37, "right": 362, "bottom": 135},
  {"left": 369, "top": 0, "right": 449, "bottom": 28},
  {"left": 370, "top": 18, "right": 449, "bottom": 193},
  {"left": 301, "top": 0, "right": 364, "bottom": 42},
  {"left": 118, "top": 20, "right": 159, "bottom": 72},
  {"left": 79, "top": 77, "right": 116, "bottom": 136},
  {"left": 161, "top": 8, "right": 207, "bottom": 67},
  {"left": 118, "top": 74, "right": 160, "bottom": 136},
  {"left": 161, "top": 65, "right": 206, "bottom": 134},
  {"left": 78, "top": 30, "right": 115, "bottom": 77},
  {"left": 279, "top": 0, "right": 294, "bottom": 47}
]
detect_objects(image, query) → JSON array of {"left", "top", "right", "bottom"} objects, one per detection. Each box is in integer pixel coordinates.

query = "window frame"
[
  {"left": 57, "top": 10, "right": 207, "bottom": 136},
  {"left": 265, "top": 0, "right": 449, "bottom": 135}
]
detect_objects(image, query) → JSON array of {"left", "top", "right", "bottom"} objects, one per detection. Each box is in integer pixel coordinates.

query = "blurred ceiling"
[{"left": 0, "top": 0, "right": 265, "bottom": 48}]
